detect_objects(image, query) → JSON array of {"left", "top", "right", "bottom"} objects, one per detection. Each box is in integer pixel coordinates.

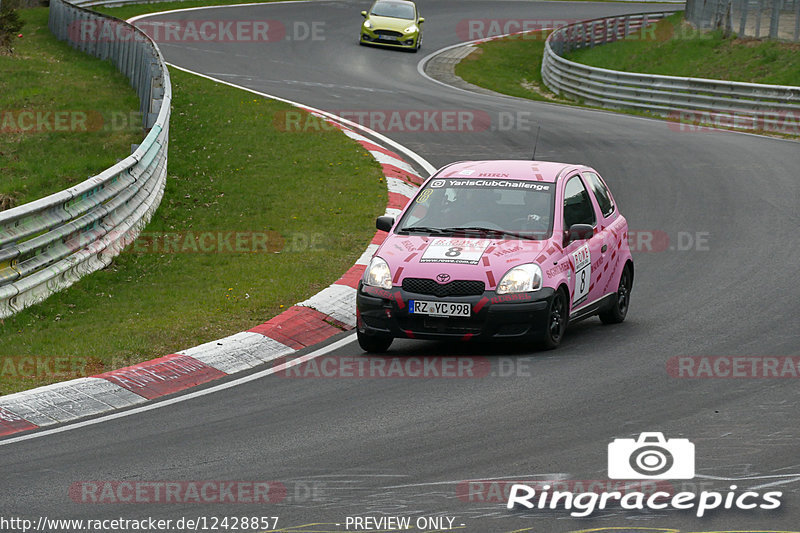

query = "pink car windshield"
[{"left": 397, "top": 178, "right": 555, "bottom": 239}]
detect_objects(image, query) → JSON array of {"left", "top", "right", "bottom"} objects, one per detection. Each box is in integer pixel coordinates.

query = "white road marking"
[
  {"left": 384, "top": 473, "right": 570, "bottom": 489},
  {"left": 749, "top": 476, "right": 800, "bottom": 490},
  {"left": 696, "top": 472, "right": 800, "bottom": 490}
]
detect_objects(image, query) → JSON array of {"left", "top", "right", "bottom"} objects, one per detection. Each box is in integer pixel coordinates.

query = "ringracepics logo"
[
  {"left": 608, "top": 432, "right": 694, "bottom": 479},
  {"left": 507, "top": 432, "right": 783, "bottom": 517}
]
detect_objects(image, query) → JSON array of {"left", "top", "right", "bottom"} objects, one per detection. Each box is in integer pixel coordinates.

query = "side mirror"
[
  {"left": 361, "top": 10, "right": 367, "bottom": 17},
  {"left": 376, "top": 216, "right": 395, "bottom": 232},
  {"left": 566, "top": 223, "right": 593, "bottom": 243},
  {"left": 418, "top": 17, "right": 425, "bottom": 23}
]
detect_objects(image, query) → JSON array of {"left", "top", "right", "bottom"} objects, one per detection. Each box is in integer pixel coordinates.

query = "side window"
[
  {"left": 563, "top": 175, "right": 596, "bottom": 229},
  {"left": 583, "top": 172, "right": 615, "bottom": 218}
]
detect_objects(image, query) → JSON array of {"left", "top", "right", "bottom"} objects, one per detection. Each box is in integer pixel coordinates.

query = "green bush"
[{"left": 0, "top": 2, "right": 24, "bottom": 54}]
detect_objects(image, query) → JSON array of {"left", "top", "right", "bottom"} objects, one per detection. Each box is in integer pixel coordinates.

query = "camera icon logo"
[{"left": 608, "top": 432, "right": 695, "bottom": 479}]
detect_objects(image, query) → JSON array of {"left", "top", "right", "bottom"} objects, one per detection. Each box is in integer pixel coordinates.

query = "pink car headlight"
[
  {"left": 364, "top": 256, "right": 393, "bottom": 290},
  {"left": 497, "top": 264, "right": 542, "bottom": 295}
]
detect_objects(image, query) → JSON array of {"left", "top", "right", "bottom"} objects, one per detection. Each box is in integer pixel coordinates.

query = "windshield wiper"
[
  {"left": 441, "top": 226, "right": 539, "bottom": 240},
  {"left": 399, "top": 226, "right": 451, "bottom": 235}
]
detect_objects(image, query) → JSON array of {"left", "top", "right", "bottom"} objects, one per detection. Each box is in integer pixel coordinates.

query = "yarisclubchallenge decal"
[
  {"left": 420, "top": 238, "right": 490, "bottom": 265},
  {"left": 441, "top": 179, "right": 552, "bottom": 191},
  {"left": 571, "top": 244, "right": 591, "bottom": 305}
]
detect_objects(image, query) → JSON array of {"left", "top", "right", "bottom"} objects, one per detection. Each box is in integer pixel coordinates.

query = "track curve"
[{"left": 2, "top": 1, "right": 799, "bottom": 531}]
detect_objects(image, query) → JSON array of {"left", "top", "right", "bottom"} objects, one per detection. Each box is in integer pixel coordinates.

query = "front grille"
[
  {"left": 402, "top": 278, "right": 485, "bottom": 297},
  {"left": 375, "top": 30, "right": 403, "bottom": 37}
]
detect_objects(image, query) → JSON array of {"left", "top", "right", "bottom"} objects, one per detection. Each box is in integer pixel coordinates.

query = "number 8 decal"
[{"left": 572, "top": 244, "right": 591, "bottom": 305}]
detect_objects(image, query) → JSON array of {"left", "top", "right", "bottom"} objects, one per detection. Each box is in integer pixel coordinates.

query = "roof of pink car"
[{"left": 438, "top": 160, "right": 580, "bottom": 182}]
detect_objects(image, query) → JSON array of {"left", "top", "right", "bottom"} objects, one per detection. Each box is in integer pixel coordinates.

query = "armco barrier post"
[
  {"left": 795, "top": 0, "right": 800, "bottom": 41},
  {"left": 770, "top": 0, "right": 781, "bottom": 37}
]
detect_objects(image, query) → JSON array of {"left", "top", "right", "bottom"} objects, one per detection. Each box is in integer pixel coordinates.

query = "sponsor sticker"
[
  {"left": 442, "top": 178, "right": 552, "bottom": 191},
  {"left": 419, "top": 239, "right": 490, "bottom": 265},
  {"left": 571, "top": 244, "right": 591, "bottom": 305}
]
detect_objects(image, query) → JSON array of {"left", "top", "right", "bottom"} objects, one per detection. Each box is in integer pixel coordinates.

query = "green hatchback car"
[{"left": 360, "top": 0, "right": 424, "bottom": 52}]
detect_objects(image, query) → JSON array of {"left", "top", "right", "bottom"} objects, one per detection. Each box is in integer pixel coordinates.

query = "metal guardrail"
[
  {"left": 0, "top": 0, "right": 171, "bottom": 318},
  {"left": 541, "top": 11, "right": 800, "bottom": 132},
  {"left": 71, "top": 0, "right": 159, "bottom": 7}
]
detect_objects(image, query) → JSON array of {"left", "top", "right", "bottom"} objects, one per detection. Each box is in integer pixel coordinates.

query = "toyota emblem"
[{"left": 436, "top": 273, "right": 451, "bottom": 283}]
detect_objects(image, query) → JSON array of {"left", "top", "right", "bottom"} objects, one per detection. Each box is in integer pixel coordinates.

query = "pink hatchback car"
[{"left": 356, "top": 160, "right": 634, "bottom": 352}]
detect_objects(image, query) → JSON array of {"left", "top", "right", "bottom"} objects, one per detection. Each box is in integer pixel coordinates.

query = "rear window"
[
  {"left": 583, "top": 172, "right": 615, "bottom": 218},
  {"left": 563, "top": 175, "right": 596, "bottom": 228}
]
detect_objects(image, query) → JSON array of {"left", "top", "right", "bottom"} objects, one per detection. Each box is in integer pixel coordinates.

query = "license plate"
[
  {"left": 380, "top": 35, "right": 398, "bottom": 41},
  {"left": 409, "top": 300, "right": 471, "bottom": 318}
]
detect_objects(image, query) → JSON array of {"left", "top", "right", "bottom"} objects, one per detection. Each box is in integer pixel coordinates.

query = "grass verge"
[
  {"left": 567, "top": 13, "right": 800, "bottom": 86},
  {"left": 0, "top": 7, "right": 141, "bottom": 210},
  {"left": 454, "top": 30, "right": 570, "bottom": 104},
  {"left": 0, "top": 50, "right": 386, "bottom": 395}
]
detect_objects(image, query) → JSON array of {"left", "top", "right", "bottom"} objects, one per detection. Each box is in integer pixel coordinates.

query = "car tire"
[
  {"left": 357, "top": 329, "right": 393, "bottom": 353},
  {"left": 599, "top": 264, "right": 632, "bottom": 325},
  {"left": 540, "top": 288, "right": 568, "bottom": 349}
]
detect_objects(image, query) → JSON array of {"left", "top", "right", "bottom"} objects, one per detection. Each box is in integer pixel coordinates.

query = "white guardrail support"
[
  {"left": 541, "top": 11, "right": 800, "bottom": 132},
  {"left": 0, "top": 0, "right": 171, "bottom": 318}
]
